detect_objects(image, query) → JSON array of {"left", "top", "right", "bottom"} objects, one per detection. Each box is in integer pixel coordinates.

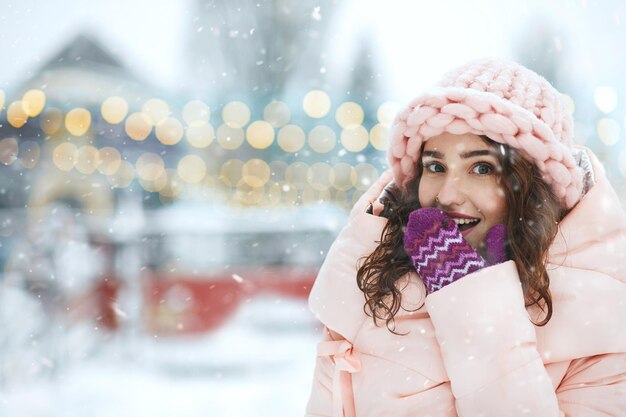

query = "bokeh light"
[
  {"left": 330, "top": 163, "right": 356, "bottom": 191},
  {"left": 217, "top": 124, "right": 244, "bottom": 150},
  {"left": 594, "top": 86, "right": 618, "bottom": 114},
  {"left": 222, "top": 101, "right": 251, "bottom": 128},
  {"left": 139, "top": 170, "right": 168, "bottom": 193},
  {"left": 597, "top": 118, "right": 620, "bottom": 145},
  {"left": 65, "top": 108, "right": 92, "bottom": 136},
  {"left": 317, "top": 189, "right": 332, "bottom": 203},
  {"left": 97, "top": 147, "right": 122, "bottom": 175},
  {"left": 136, "top": 153, "right": 165, "bottom": 181},
  {"left": 159, "top": 169, "right": 184, "bottom": 198},
  {"left": 307, "top": 162, "right": 332, "bottom": 191},
  {"left": 246, "top": 120, "right": 275, "bottom": 149},
  {"left": 303, "top": 90, "right": 331, "bottom": 118},
  {"left": 334, "top": 189, "right": 349, "bottom": 207},
  {"left": 308, "top": 125, "right": 336, "bottom": 153},
  {"left": 18, "top": 140, "right": 40, "bottom": 169},
  {"left": 300, "top": 185, "right": 316, "bottom": 205},
  {"left": 263, "top": 101, "right": 290, "bottom": 127},
  {"left": 335, "top": 102, "right": 364, "bottom": 128},
  {"left": 203, "top": 173, "right": 218, "bottom": 188},
  {"left": 0, "top": 90, "right": 5, "bottom": 112},
  {"left": 235, "top": 179, "right": 264, "bottom": 206},
  {"left": 280, "top": 181, "right": 298, "bottom": 206},
  {"left": 177, "top": 155, "right": 207, "bottom": 184},
  {"left": 563, "top": 95, "right": 575, "bottom": 115},
  {"left": 156, "top": 117, "right": 184, "bottom": 145},
  {"left": 186, "top": 122, "right": 215, "bottom": 148},
  {"left": 0, "top": 137, "right": 19, "bottom": 166},
  {"left": 351, "top": 189, "right": 364, "bottom": 206},
  {"left": 22, "top": 89, "right": 46, "bottom": 117},
  {"left": 7, "top": 101, "right": 28, "bottom": 128},
  {"left": 266, "top": 182, "right": 282, "bottom": 206},
  {"left": 101, "top": 96, "right": 129, "bottom": 124},
  {"left": 369, "top": 124, "right": 389, "bottom": 150},
  {"left": 219, "top": 159, "right": 244, "bottom": 187},
  {"left": 354, "top": 163, "right": 379, "bottom": 191},
  {"left": 182, "top": 100, "right": 211, "bottom": 127},
  {"left": 285, "top": 162, "right": 309, "bottom": 189},
  {"left": 277, "top": 124, "right": 305, "bottom": 152},
  {"left": 53, "top": 142, "right": 78, "bottom": 171},
  {"left": 242, "top": 159, "right": 270, "bottom": 187},
  {"left": 269, "top": 161, "right": 288, "bottom": 182},
  {"left": 377, "top": 101, "right": 401, "bottom": 127},
  {"left": 40, "top": 108, "right": 64, "bottom": 135},
  {"left": 108, "top": 160, "right": 135, "bottom": 188},
  {"left": 142, "top": 98, "right": 170, "bottom": 125},
  {"left": 75, "top": 145, "right": 100, "bottom": 174},
  {"left": 341, "top": 125, "right": 369, "bottom": 152},
  {"left": 201, "top": 175, "right": 226, "bottom": 203},
  {"left": 125, "top": 112, "right": 153, "bottom": 141}
]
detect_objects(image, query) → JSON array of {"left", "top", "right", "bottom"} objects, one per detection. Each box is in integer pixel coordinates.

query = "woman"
[{"left": 305, "top": 58, "right": 626, "bottom": 417}]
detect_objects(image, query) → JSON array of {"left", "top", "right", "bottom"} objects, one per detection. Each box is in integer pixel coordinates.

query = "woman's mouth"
[{"left": 452, "top": 217, "right": 480, "bottom": 235}]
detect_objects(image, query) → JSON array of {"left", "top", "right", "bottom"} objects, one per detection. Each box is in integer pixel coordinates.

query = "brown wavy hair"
[{"left": 356, "top": 136, "right": 564, "bottom": 334}]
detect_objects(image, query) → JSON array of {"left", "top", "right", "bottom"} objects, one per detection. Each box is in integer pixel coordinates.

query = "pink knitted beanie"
[{"left": 388, "top": 58, "right": 584, "bottom": 210}]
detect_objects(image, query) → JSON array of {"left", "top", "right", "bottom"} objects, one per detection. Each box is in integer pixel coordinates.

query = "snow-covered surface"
[
  {"left": 0, "top": 294, "right": 322, "bottom": 417},
  {"left": 148, "top": 203, "right": 347, "bottom": 235}
]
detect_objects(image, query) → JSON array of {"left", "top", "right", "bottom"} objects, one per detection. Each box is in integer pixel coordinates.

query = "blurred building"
[
  {"left": 1, "top": 1, "right": 625, "bottom": 349},
  {"left": 0, "top": 20, "right": 367, "bottom": 342}
]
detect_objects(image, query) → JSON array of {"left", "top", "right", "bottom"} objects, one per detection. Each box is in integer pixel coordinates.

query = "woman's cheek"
[
  {"left": 482, "top": 197, "right": 500, "bottom": 213},
  {"left": 481, "top": 188, "right": 507, "bottom": 213},
  {"left": 417, "top": 181, "right": 433, "bottom": 207}
]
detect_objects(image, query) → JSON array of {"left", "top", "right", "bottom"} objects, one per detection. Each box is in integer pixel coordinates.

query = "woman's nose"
[{"left": 436, "top": 175, "right": 466, "bottom": 207}]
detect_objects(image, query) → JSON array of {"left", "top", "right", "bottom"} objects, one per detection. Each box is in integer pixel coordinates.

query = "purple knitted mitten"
[
  {"left": 403, "top": 208, "right": 507, "bottom": 294},
  {"left": 483, "top": 224, "right": 508, "bottom": 265}
]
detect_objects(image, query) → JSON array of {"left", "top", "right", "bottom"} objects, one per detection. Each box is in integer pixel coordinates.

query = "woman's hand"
[
  {"left": 359, "top": 178, "right": 399, "bottom": 217},
  {"left": 350, "top": 170, "right": 394, "bottom": 220},
  {"left": 368, "top": 180, "right": 400, "bottom": 217},
  {"left": 403, "top": 208, "right": 507, "bottom": 294}
]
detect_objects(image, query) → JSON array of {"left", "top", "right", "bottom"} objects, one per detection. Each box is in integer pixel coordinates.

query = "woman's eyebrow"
[
  {"left": 460, "top": 149, "right": 497, "bottom": 159},
  {"left": 422, "top": 149, "right": 497, "bottom": 159},
  {"left": 422, "top": 150, "right": 444, "bottom": 159}
]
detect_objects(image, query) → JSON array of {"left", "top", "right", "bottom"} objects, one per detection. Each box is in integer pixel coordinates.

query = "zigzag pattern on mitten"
[{"left": 405, "top": 222, "right": 486, "bottom": 293}]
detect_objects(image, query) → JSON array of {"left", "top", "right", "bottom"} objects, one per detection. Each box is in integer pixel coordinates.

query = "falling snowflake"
[{"left": 311, "top": 6, "right": 321, "bottom": 21}]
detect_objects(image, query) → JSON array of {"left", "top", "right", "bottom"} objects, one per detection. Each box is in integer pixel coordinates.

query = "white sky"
[
  {"left": 0, "top": 0, "right": 623, "bottom": 103},
  {"left": 346, "top": 0, "right": 514, "bottom": 101},
  {"left": 0, "top": 0, "right": 188, "bottom": 90}
]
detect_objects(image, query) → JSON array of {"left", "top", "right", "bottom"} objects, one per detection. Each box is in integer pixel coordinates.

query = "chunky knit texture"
[
  {"left": 403, "top": 208, "right": 507, "bottom": 293},
  {"left": 389, "top": 58, "right": 584, "bottom": 210}
]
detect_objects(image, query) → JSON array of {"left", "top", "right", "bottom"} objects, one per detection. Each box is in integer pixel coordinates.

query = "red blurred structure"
[
  {"left": 142, "top": 267, "right": 317, "bottom": 334},
  {"left": 74, "top": 205, "right": 343, "bottom": 336}
]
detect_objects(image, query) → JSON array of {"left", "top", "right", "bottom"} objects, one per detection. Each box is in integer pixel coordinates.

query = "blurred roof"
[{"left": 147, "top": 203, "right": 347, "bottom": 235}]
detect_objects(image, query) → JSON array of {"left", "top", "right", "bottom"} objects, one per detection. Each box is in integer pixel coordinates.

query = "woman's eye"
[
  {"left": 425, "top": 162, "right": 444, "bottom": 173},
  {"left": 472, "top": 163, "right": 493, "bottom": 175}
]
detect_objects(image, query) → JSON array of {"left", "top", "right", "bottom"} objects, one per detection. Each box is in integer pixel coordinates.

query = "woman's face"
[{"left": 418, "top": 132, "right": 508, "bottom": 255}]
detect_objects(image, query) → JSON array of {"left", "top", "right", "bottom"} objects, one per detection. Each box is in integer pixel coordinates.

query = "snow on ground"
[{"left": 0, "top": 294, "right": 322, "bottom": 417}]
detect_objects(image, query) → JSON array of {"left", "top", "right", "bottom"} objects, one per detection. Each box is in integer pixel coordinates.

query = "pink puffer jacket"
[{"left": 305, "top": 148, "right": 626, "bottom": 417}]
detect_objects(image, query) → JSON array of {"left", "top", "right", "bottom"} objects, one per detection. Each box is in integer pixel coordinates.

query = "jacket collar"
[{"left": 549, "top": 146, "right": 626, "bottom": 267}]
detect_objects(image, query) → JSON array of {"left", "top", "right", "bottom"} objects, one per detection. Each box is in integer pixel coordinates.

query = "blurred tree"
[{"left": 188, "top": 0, "right": 340, "bottom": 103}]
